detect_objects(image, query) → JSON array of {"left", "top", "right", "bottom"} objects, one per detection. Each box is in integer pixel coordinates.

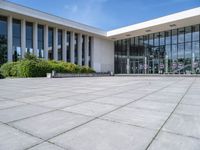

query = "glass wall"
[
  {"left": 48, "top": 27, "right": 53, "bottom": 60},
  {"left": 37, "top": 25, "right": 44, "bottom": 58},
  {"left": 74, "top": 33, "right": 78, "bottom": 64},
  {"left": 26, "top": 22, "right": 33, "bottom": 54},
  {"left": 0, "top": 16, "right": 7, "bottom": 65},
  {"left": 115, "top": 24, "right": 200, "bottom": 74},
  {"left": 58, "top": 29, "right": 62, "bottom": 60},
  {"left": 82, "top": 35, "right": 85, "bottom": 66},
  {"left": 13, "top": 19, "right": 21, "bottom": 61},
  {"left": 66, "top": 31, "right": 70, "bottom": 62},
  {"left": 89, "top": 36, "right": 92, "bottom": 67}
]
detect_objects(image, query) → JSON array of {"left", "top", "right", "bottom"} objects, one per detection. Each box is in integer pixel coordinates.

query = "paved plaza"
[{"left": 0, "top": 77, "right": 200, "bottom": 150}]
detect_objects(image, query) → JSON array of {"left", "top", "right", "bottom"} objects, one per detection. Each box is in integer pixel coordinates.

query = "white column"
[
  {"left": 7, "top": 16, "right": 13, "bottom": 62},
  {"left": 165, "top": 55, "right": 168, "bottom": 74},
  {"left": 70, "top": 31, "right": 75, "bottom": 64},
  {"left": 53, "top": 27, "right": 58, "bottom": 61},
  {"left": 33, "top": 22, "right": 38, "bottom": 56},
  {"left": 44, "top": 24, "right": 48, "bottom": 60},
  {"left": 21, "top": 19, "right": 26, "bottom": 59},
  {"left": 90, "top": 37, "right": 94, "bottom": 68},
  {"left": 84, "top": 35, "right": 89, "bottom": 66},
  {"left": 62, "top": 30, "right": 66, "bottom": 62},
  {"left": 78, "top": 33, "right": 82, "bottom": 66}
]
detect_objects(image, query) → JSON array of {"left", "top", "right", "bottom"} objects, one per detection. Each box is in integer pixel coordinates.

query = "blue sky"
[{"left": 8, "top": 0, "right": 200, "bottom": 31}]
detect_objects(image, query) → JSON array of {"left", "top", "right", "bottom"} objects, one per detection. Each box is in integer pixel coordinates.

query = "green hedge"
[{"left": 0, "top": 54, "right": 95, "bottom": 78}]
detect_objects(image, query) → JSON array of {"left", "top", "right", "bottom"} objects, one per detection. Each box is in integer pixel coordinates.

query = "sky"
[{"left": 8, "top": 0, "right": 200, "bottom": 31}]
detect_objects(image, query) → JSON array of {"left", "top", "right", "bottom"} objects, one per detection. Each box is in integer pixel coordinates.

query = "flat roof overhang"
[
  {"left": 107, "top": 7, "right": 200, "bottom": 40},
  {"left": 0, "top": 0, "right": 107, "bottom": 37}
]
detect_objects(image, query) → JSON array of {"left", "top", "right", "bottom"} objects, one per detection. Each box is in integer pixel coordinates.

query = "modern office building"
[{"left": 0, "top": 0, "right": 200, "bottom": 74}]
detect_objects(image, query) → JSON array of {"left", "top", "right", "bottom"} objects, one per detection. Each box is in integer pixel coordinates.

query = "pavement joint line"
[
  {"left": 144, "top": 78, "right": 196, "bottom": 150},
  {"left": 41, "top": 78, "right": 184, "bottom": 142},
  {"left": 162, "top": 130, "right": 200, "bottom": 141},
  {"left": 98, "top": 117, "right": 157, "bottom": 132}
]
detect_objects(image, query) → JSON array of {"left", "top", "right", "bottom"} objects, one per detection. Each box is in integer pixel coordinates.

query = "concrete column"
[
  {"left": 62, "top": 30, "right": 66, "bottom": 62},
  {"left": 90, "top": 37, "right": 94, "bottom": 68},
  {"left": 78, "top": 33, "right": 82, "bottom": 66},
  {"left": 21, "top": 19, "right": 26, "bottom": 58},
  {"left": 33, "top": 22, "right": 38, "bottom": 56},
  {"left": 44, "top": 24, "right": 48, "bottom": 60},
  {"left": 70, "top": 31, "right": 75, "bottom": 64},
  {"left": 53, "top": 27, "right": 58, "bottom": 61},
  {"left": 7, "top": 16, "right": 13, "bottom": 62},
  {"left": 84, "top": 35, "right": 89, "bottom": 66}
]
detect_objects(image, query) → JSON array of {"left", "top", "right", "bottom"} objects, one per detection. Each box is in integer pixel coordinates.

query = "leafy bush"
[{"left": 0, "top": 54, "right": 95, "bottom": 78}]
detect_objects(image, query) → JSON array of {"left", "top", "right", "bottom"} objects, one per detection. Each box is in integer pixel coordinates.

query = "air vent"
[{"left": 145, "top": 30, "right": 152, "bottom": 33}]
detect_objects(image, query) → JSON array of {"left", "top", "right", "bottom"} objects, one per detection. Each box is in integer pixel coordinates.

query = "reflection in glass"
[
  {"left": 38, "top": 25, "right": 44, "bottom": 58},
  {"left": 12, "top": 19, "right": 21, "bottom": 61},
  {"left": 0, "top": 16, "right": 7, "bottom": 65},
  {"left": 26, "top": 22, "right": 33, "bottom": 54}
]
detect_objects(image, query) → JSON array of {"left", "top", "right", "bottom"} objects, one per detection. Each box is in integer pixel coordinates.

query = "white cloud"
[{"left": 64, "top": 4, "right": 78, "bottom": 13}]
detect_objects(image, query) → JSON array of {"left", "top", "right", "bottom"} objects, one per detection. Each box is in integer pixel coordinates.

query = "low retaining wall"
[{"left": 47, "top": 72, "right": 112, "bottom": 78}]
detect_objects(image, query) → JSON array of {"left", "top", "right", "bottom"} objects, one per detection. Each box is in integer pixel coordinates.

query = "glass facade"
[
  {"left": 48, "top": 27, "right": 54, "bottom": 60},
  {"left": 37, "top": 25, "right": 44, "bottom": 58},
  {"left": 115, "top": 24, "right": 200, "bottom": 74},
  {"left": 26, "top": 22, "right": 33, "bottom": 54},
  {"left": 0, "top": 16, "right": 7, "bottom": 65},
  {"left": 58, "top": 29, "right": 62, "bottom": 60}
]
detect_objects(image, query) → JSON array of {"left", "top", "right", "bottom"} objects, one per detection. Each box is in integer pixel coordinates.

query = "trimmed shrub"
[{"left": 0, "top": 54, "right": 95, "bottom": 78}]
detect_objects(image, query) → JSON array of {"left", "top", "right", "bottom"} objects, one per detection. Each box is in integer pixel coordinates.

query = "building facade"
[{"left": 0, "top": 0, "right": 200, "bottom": 74}]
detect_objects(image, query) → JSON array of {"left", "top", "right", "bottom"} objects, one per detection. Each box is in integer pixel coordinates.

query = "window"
[
  {"left": 178, "top": 28, "right": 184, "bottom": 43},
  {"left": 172, "top": 29, "right": 177, "bottom": 44},
  {"left": 26, "top": 22, "right": 33, "bottom": 54},
  {"left": 0, "top": 16, "right": 7, "bottom": 65},
  {"left": 185, "top": 26, "right": 192, "bottom": 42},
  {"left": 160, "top": 32, "right": 165, "bottom": 46},
  {"left": 58, "top": 30, "right": 62, "bottom": 60},
  {"left": 192, "top": 25, "right": 199, "bottom": 41},
  {"left": 48, "top": 27, "right": 53, "bottom": 60},
  {"left": 66, "top": 31, "right": 70, "bottom": 62},
  {"left": 82, "top": 35, "right": 85, "bottom": 65},
  {"left": 38, "top": 25, "right": 44, "bottom": 58},
  {"left": 165, "top": 31, "right": 171, "bottom": 45},
  {"left": 13, "top": 19, "right": 21, "bottom": 61},
  {"left": 74, "top": 33, "right": 78, "bottom": 64},
  {"left": 89, "top": 36, "right": 92, "bottom": 67}
]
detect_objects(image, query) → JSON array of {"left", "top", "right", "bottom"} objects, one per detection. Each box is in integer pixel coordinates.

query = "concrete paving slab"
[
  {"left": 93, "top": 96, "right": 134, "bottom": 106},
  {"left": 101, "top": 107, "right": 170, "bottom": 130},
  {"left": 0, "top": 123, "right": 41, "bottom": 150},
  {"left": 34, "top": 98, "right": 82, "bottom": 109},
  {"left": 10, "top": 110, "right": 92, "bottom": 140},
  {"left": 0, "top": 100, "right": 25, "bottom": 110},
  {"left": 148, "top": 131, "right": 200, "bottom": 150},
  {"left": 127, "top": 100, "right": 176, "bottom": 113},
  {"left": 163, "top": 113, "right": 200, "bottom": 139},
  {"left": 62, "top": 102, "right": 117, "bottom": 117},
  {"left": 175, "top": 104, "right": 200, "bottom": 116},
  {"left": 0, "top": 105, "right": 52, "bottom": 123},
  {"left": 51, "top": 119, "right": 156, "bottom": 150}
]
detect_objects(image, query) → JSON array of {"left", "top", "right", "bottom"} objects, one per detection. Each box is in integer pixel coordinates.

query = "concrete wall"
[{"left": 92, "top": 37, "right": 114, "bottom": 72}]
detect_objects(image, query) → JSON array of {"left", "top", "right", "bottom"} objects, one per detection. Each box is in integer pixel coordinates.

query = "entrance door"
[{"left": 130, "top": 58, "right": 144, "bottom": 74}]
